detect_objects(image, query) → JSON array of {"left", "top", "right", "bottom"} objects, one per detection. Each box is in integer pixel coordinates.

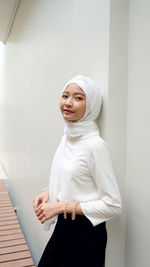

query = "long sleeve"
[{"left": 80, "top": 140, "right": 122, "bottom": 226}]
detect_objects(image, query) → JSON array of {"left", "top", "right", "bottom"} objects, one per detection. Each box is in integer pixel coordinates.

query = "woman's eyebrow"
[
  {"left": 63, "top": 91, "right": 85, "bottom": 96},
  {"left": 74, "top": 92, "right": 85, "bottom": 96}
]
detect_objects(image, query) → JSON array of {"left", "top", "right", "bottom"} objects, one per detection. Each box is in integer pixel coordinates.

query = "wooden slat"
[
  {"left": 0, "top": 187, "right": 7, "bottom": 191},
  {"left": 0, "top": 257, "right": 34, "bottom": 266},
  {"left": 0, "top": 224, "right": 20, "bottom": 231},
  {"left": 0, "top": 220, "right": 18, "bottom": 226},
  {"left": 0, "top": 189, "right": 7, "bottom": 193},
  {"left": 0, "top": 195, "right": 10, "bottom": 199},
  {"left": 0, "top": 203, "right": 12, "bottom": 207},
  {"left": 0, "top": 203, "right": 13, "bottom": 208},
  {"left": 0, "top": 207, "right": 15, "bottom": 212},
  {"left": 0, "top": 216, "right": 17, "bottom": 222},
  {"left": 0, "top": 228, "right": 22, "bottom": 236},
  {"left": 0, "top": 187, "right": 7, "bottom": 192},
  {"left": 0, "top": 193, "right": 9, "bottom": 197},
  {"left": 0, "top": 199, "right": 12, "bottom": 203},
  {"left": 0, "top": 238, "right": 26, "bottom": 248},
  {"left": 0, "top": 200, "right": 10, "bottom": 203},
  {"left": 0, "top": 233, "right": 24, "bottom": 242},
  {"left": 0, "top": 250, "right": 31, "bottom": 262},
  {"left": 0, "top": 194, "right": 9, "bottom": 197},
  {"left": 0, "top": 244, "right": 28, "bottom": 255},
  {"left": 0, "top": 214, "right": 15, "bottom": 217}
]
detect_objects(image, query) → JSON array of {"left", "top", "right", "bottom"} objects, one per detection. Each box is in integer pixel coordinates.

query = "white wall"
[
  {"left": 0, "top": 1, "right": 125, "bottom": 266},
  {"left": 125, "top": 0, "right": 150, "bottom": 266},
  {"left": 105, "top": 1, "right": 128, "bottom": 267}
]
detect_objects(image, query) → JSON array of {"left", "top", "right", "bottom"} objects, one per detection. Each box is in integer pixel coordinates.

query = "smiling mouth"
[{"left": 63, "top": 109, "right": 74, "bottom": 114}]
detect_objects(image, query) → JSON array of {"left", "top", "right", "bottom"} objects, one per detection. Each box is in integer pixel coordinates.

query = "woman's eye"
[
  {"left": 76, "top": 97, "right": 83, "bottom": 100},
  {"left": 62, "top": 95, "right": 68, "bottom": 98}
]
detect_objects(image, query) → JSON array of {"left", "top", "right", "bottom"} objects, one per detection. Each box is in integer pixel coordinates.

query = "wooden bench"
[{"left": 0, "top": 179, "right": 35, "bottom": 267}]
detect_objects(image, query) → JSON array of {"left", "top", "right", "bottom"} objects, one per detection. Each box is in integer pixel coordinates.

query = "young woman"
[{"left": 33, "top": 75, "right": 122, "bottom": 267}]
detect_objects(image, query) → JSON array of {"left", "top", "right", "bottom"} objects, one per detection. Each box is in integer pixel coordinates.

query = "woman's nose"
[{"left": 65, "top": 97, "right": 73, "bottom": 106}]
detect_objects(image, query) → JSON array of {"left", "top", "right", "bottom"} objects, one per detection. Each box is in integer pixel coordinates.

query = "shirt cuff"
[
  {"left": 80, "top": 202, "right": 110, "bottom": 227},
  {"left": 42, "top": 187, "right": 49, "bottom": 192}
]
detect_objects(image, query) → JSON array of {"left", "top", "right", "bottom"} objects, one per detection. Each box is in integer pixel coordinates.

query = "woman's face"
[{"left": 60, "top": 83, "right": 86, "bottom": 122}]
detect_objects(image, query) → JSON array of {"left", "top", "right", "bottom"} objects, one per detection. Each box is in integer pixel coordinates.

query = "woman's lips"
[{"left": 63, "top": 109, "right": 73, "bottom": 114}]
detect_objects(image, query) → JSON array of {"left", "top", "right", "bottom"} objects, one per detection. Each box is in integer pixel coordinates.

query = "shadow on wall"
[
  {"left": 0, "top": 161, "right": 8, "bottom": 179},
  {"left": 8, "top": 0, "right": 37, "bottom": 43}
]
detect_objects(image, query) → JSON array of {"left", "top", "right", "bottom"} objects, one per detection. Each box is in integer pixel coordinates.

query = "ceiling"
[{"left": 0, "top": 0, "right": 21, "bottom": 43}]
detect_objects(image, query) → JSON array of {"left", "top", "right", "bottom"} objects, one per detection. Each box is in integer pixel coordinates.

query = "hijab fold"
[{"left": 44, "top": 75, "right": 102, "bottom": 231}]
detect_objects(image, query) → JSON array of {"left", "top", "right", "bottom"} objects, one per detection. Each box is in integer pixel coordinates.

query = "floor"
[{"left": 0, "top": 179, "right": 35, "bottom": 267}]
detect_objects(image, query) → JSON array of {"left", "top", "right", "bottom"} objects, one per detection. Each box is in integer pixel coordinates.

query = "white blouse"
[{"left": 57, "top": 130, "right": 122, "bottom": 226}]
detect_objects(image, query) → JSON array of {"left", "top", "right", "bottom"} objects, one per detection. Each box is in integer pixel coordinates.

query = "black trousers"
[{"left": 38, "top": 213, "right": 107, "bottom": 267}]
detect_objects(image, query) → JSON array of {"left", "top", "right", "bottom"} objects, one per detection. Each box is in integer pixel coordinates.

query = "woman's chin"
[{"left": 63, "top": 114, "right": 74, "bottom": 121}]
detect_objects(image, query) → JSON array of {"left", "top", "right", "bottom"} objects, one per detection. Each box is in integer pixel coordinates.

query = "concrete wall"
[
  {"left": 0, "top": 1, "right": 126, "bottom": 266},
  {"left": 125, "top": 0, "right": 150, "bottom": 266}
]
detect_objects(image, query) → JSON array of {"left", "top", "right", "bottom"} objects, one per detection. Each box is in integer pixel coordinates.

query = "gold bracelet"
[
  {"left": 63, "top": 202, "right": 68, "bottom": 219},
  {"left": 71, "top": 202, "right": 79, "bottom": 220}
]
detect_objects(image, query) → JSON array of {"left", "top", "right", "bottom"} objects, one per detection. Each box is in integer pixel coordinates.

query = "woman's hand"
[
  {"left": 35, "top": 202, "right": 62, "bottom": 224},
  {"left": 33, "top": 189, "right": 49, "bottom": 213}
]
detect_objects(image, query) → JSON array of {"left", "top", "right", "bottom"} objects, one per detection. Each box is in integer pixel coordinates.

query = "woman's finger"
[
  {"left": 40, "top": 217, "right": 45, "bottom": 224},
  {"left": 33, "top": 198, "right": 38, "bottom": 209},
  {"left": 39, "top": 213, "right": 45, "bottom": 221},
  {"left": 34, "top": 196, "right": 43, "bottom": 210},
  {"left": 35, "top": 203, "right": 43, "bottom": 214},
  {"left": 36, "top": 208, "right": 43, "bottom": 217}
]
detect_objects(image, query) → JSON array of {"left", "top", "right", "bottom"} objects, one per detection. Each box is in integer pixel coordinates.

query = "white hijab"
[{"left": 44, "top": 75, "right": 102, "bottom": 231}]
